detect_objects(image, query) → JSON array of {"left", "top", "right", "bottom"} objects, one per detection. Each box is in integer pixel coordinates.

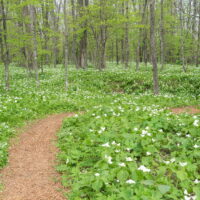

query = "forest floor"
[
  {"left": 170, "top": 106, "right": 200, "bottom": 114},
  {"left": 0, "top": 113, "right": 75, "bottom": 200}
]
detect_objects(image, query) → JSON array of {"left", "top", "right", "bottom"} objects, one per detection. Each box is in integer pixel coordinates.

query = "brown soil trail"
[{"left": 0, "top": 113, "right": 75, "bottom": 200}]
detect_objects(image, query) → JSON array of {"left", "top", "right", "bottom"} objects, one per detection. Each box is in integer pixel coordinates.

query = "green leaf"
[
  {"left": 158, "top": 185, "right": 171, "bottom": 194},
  {"left": 141, "top": 180, "right": 155, "bottom": 186},
  {"left": 117, "top": 170, "right": 129, "bottom": 182},
  {"left": 92, "top": 180, "right": 103, "bottom": 191}
]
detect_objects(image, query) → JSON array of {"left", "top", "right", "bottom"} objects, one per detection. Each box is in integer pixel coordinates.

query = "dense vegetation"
[{"left": 0, "top": 64, "right": 199, "bottom": 199}]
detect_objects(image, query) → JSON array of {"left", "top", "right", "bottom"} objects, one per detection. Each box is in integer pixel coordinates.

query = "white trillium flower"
[
  {"left": 170, "top": 158, "right": 176, "bottom": 163},
  {"left": 112, "top": 141, "right": 117, "bottom": 145},
  {"left": 163, "top": 160, "right": 170, "bottom": 165},
  {"left": 126, "top": 157, "right": 133, "bottom": 162},
  {"left": 193, "top": 120, "right": 199, "bottom": 127},
  {"left": 66, "top": 159, "right": 69, "bottom": 164},
  {"left": 179, "top": 162, "right": 187, "bottom": 167},
  {"left": 105, "top": 155, "right": 113, "bottom": 164},
  {"left": 138, "top": 165, "right": 151, "bottom": 172},
  {"left": 194, "top": 144, "right": 200, "bottom": 149},
  {"left": 126, "top": 148, "right": 131, "bottom": 152},
  {"left": 194, "top": 179, "right": 200, "bottom": 184},
  {"left": 118, "top": 163, "right": 126, "bottom": 167},
  {"left": 186, "top": 134, "right": 191, "bottom": 138},
  {"left": 126, "top": 179, "right": 136, "bottom": 184},
  {"left": 95, "top": 173, "right": 100, "bottom": 177},
  {"left": 101, "top": 142, "right": 110, "bottom": 147},
  {"left": 146, "top": 152, "right": 151, "bottom": 156}
]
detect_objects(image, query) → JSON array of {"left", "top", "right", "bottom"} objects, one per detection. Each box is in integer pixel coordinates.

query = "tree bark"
[
  {"left": 160, "top": 0, "right": 165, "bottom": 70},
  {"left": 196, "top": 1, "right": 200, "bottom": 67},
  {"left": 150, "top": 0, "right": 159, "bottom": 95},
  {"left": 179, "top": 0, "right": 187, "bottom": 72},
  {"left": 63, "top": 0, "right": 68, "bottom": 90},
  {"left": 0, "top": 0, "right": 10, "bottom": 90},
  {"left": 124, "top": 0, "right": 129, "bottom": 68},
  {"left": 77, "top": 0, "right": 88, "bottom": 69},
  {"left": 136, "top": 0, "right": 147, "bottom": 71},
  {"left": 29, "top": 5, "right": 39, "bottom": 86}
]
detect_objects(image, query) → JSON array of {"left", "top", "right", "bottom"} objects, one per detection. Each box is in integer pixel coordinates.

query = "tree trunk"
[
  {"left": 196, "top": 1, "right": 200, "bottom": 67},
  {"left": 179, "top": 0, "right": 187, "bottom": 72},
  {"left": 71, "top": 0, "right": 78, "bottom": 67},
  {"left": 63, "top": 0, "right": 68, "bottom": 89},
  {"left": 136, "top": 0, "right": 147, "bottom": 71},
  {"left": 124, "top": 0, "right": 129, "bottom": 68},
  {"left": 0, "top": 0, "right": 10, "bottom": 90},
  {"left": 150, "top": 0, "right": 159, "bottom": 95},
  {"left": 77, "top": 0, "right": 88, "bottom": 69},
  {"left": 116, "top": 38, "right": 119, "bottom": 65},
  {"left": 29, "top": 5, "right": 39, "bottom": 86},
  {"left": 160, "top": 0, "right": 165, "bottom": 70}
]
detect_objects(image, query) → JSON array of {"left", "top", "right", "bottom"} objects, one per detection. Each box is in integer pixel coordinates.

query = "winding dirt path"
[{"left": 0, "top": 113, "right": 74, "bottom": 200}]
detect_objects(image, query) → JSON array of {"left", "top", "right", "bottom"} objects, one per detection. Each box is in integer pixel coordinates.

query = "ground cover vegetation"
[{"left": 0, "top": 64, "right": 199, "bottom": 199}]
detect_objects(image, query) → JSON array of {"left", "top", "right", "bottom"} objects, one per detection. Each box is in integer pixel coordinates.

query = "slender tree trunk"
[
  {"left": 136, "top": 0, "right": 147, "bottom": 71},
  {"left": 77, "top": 0, "right": 88, "bottom": 69},
  {"left": 179, "top": 0, "right": 187, "bottom": 72},
  {"left": 63, "top": 0, "right": 68, "bottom": 90},
  {"left": 160, "top": 0, "right": 165, "bottom": 70},
  {"left": 116, "top": 38, "right": 119, "bottom": 65},
  {"left": 150, "top": 0, "right": 159, "bottom": 95},
  {"left": 1, "top": 0, "right": 10, "bottom": 90},
  {"left": 71, "top": 0, "right": 78, "bottom": 67},
  {"left": 196, "top": 2, "right": 200, "bottom": 67},
  {"left": 124, "top": 0, "right": 129, "bottom": 68},
  {"left": 29, "top": 5, "right": 39, "bottom": 86}
]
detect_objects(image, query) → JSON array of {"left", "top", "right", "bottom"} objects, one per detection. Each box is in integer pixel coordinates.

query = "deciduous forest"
[{"left": 0, "top": 0, "right": 200, "bottom": 199}]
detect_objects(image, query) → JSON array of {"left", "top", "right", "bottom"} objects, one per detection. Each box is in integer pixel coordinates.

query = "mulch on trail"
[
  {"left": 170, "top": 106, "right": 200, "bottom": 114},
  {"left": 0, "top": 113, "right": 75, "bottom": 200}
]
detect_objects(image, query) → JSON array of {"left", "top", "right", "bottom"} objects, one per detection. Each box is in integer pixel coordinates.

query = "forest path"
[{"left": 0, "top": 113, "right": 75, "bottom": 200}]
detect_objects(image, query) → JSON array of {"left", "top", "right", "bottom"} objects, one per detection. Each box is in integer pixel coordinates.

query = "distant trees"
[{"left": 0, "top": 0, "right": 199, "bottom": 91}]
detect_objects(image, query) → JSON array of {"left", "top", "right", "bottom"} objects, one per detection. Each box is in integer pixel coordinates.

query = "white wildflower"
[
  {"left": 138, "top": 165, "right": 151, "bottom": 172},
  {"left": 112, "top": 141, "right": 117, "bottom": 145},
  {"left": 170, "top": 158, "right": 176, "bottom": 163},
  {"left": 146, "top": 152, "right": 151, "bottom": 156},
  {"left": 126, "top": 148, "right": 131, "bottom": 152},
  {"left": 126, "top": 179, "right": 136, "bottom": 184},
  {"left": 101, "top": 142, "right": 110, "bottom": 147},
  {"left": 105, "top": 155, "right": 113, "bottom": 164},
  {"left": 194, "top": 179, "right": 200, "bottom": 184},
  {"left": 163, "top": 160, "right": 170, "bottom": 165},
  {"left": 193, "top": 120, "right": 199, "bottom": 127},
  {"left": 66, "top": 159, "right": 69, "bottom": 164},
  {"left": 126, "top": 157, "right": 133, "bottom": 162},
  {"left": 95, "top": 173, "right": 100, "bottom": 177},
  {"left": 118, "top": 163, "right": 126, "bottom": 167},
  {"left": 179, "top": 162, "right": 187, "bottom": 167},
  {"left": 194, "top": 144, "right": 200, "bottom": 149},
  {"left": 186, "top": 134, "right": 191, "bottom": 138}
]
